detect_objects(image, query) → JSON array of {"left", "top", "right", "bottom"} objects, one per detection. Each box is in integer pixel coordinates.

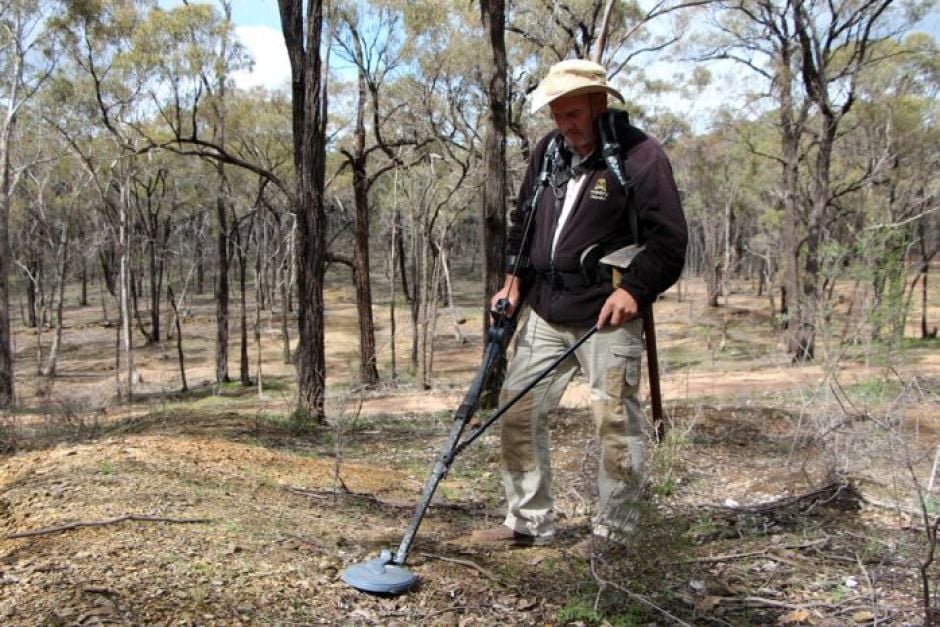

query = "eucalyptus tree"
[
  {"left": 131, "top": 1, "right": 253, "bottom": 383},
  {"left": 673, "top": 113, "right": 772, "bottom": 308},
  {"left": 50, "top": 0, "right": 162, "bottom": 399},
  {"left": 478, "top": 0, "right": 510, "bottom": 403},
  {"left": 838, "top": 34, "right": 939, "bottom": 346},
  {"left": 332, "top": 0, "right": 425, "bottom": 388},
  {"left": 129, "top": 160, "right": 174, "bottom": 345},
  {"left": 276, "top": 0, "right": 330, "bottom": 422},
  {"left": 679, "top": 130, "right": 742, "bottom": 307},
  {"left": 127, "top": 0, "right": 329, "bottom": 418},
  {"left": 394, "top": 67, "right": 481, "bottom": 385},
  {"left": 782, "top": 0, "right": 924, "bottom": 360},
  {"left": 14, "top": 144, "right": 90, "bottom": 376},
  {"left": 0, "top": 0, "right": 58, "bottom": 406},
  {"left": 695, "top": 0, "right": 927, "bottom": 361}
]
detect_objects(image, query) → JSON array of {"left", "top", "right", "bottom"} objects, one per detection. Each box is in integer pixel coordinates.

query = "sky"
[
  {"left": 224, "top": 1, "right": 291, "bottom": 90},
  {"left": 180, "top": 1, "right": 734, "bottom": 128},
  {"left": 159, "top": 0, "right": 291, "bottom": 91},
  {"left": 171, "top": 0, "right": 939, "bottom": 127}
]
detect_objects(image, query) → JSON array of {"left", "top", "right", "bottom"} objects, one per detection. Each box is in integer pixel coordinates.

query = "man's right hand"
[{"left": 490, "top": 277, "right": 521, "bottom": 322}]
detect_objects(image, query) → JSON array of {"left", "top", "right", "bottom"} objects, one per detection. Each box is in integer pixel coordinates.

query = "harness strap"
[
  {"left": 598, "top": 110, "right": 638, "bottom": 243},
  {"left": 538, "top": 266, "right": 613, "bottom": 290}
]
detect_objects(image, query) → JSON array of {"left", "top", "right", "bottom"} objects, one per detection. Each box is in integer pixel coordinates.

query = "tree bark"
[
  {"left": 278, "top": 0, "right": 328, "bottom": 423},
  {"left": 235, "top": 212, "right": 251, "bottom": 386},
  {"left": 119, "top": 182, "right": 134, "bottom": 400},
  {"left": 215, "top": 172, "right": 231, "bottom": 382},
  {"left": 40, "top": 223, "right": 70, "bottom": 377},
  {"left": 479, "top": 0, "right": 509, "bottom": 406},
  {"left": 0, "top": 85, "right": 16, "bottom": 406},
  {"left": 167, "top": 286, "right": 187, "bottom": 392},
  {"left": 349, "top": 55, "right": 379, "bottom": 387}
]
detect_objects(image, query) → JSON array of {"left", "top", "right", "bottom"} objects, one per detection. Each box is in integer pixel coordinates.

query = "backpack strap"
[{"left": 597, "top": 110, "right": 639, "bottom": 243}]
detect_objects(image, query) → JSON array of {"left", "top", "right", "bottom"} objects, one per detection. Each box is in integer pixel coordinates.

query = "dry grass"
[{"left": 0, "top": 273, "right": 937, "bottom": 624}]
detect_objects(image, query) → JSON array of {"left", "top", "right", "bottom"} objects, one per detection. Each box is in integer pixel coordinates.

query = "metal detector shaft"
[
  {"left": 392, "top": 329, "right": 508, "bottom": 565},
  {"left": 452, "top": 324, "right": 599, "bottom": 459},
  {"left": 392, "top": 323, "right": 599, "bottom": 567}
]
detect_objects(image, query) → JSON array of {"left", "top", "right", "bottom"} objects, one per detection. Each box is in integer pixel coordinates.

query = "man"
[{"left": 471, "top": 59, "right": 687, "bottom": 555}]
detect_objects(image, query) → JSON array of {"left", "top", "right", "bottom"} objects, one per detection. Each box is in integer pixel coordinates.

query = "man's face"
[{"left": 549, "top": 93, "right": 603, "bottom": 158}]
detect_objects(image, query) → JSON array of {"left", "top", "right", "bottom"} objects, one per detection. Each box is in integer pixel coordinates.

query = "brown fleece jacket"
[{"left": 507, "top": 118, "right": 688, "bottom": 327}]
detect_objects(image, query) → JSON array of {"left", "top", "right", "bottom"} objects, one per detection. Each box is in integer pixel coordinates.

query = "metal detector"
[
  {"left": 342, "top": 308, "right": 598, "bottom": 594},
  {"left": 342, "top": 244, "right": 657, "bottom": 595}
]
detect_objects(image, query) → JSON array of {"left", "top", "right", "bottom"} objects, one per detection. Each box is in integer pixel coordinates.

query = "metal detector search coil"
[{"left": 341, "top": 550, "right": 417, "bottom": 595}]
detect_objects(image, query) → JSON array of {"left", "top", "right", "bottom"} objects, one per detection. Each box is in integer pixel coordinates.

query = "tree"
[
  {"left": 786, "top": 0, "right": 905, "bottom": 361},
  {"left": 479, "top": 0, "right": 509, "bottom": 403},
  {"left": 128, "top": 0, "right": 327, "bottom": 420},
  {"left": 17, "top": 151, "right": 87, "bottom": 377},
  {"left": 50, "top": 0, "right": 160, "bottom": 399},
  {"left": 839, "top": 34, "right": 939, "bottom": 346},
  {"left": 0, "top": 0, "right": 56, "bottom": 406},
  {"left": 278, "top": 0, "right": 330, "bottom": 422},
  {"left": 333, "top": 2, "right": 415, "bottom": 387}
]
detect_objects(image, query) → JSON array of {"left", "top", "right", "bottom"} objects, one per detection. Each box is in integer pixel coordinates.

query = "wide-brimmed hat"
[{"left": 530, "top": 59, "right": 625, "bottom": 113}]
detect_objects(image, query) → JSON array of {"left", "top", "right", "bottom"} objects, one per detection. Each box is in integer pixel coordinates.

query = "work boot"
[{"left": 469, "top": 525, "right": 553, "bottom": 547}]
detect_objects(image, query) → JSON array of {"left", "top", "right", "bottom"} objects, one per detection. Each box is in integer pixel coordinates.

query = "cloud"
[{"left": 233, "top": 25, "right": 290, "bottom": 91}]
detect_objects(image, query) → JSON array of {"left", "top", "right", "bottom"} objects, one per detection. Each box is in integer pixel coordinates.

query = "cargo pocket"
[{"left": 607, "top": 342, "right": 643, "bottom": 396}]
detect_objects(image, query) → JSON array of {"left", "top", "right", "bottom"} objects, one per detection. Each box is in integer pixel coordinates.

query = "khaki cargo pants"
[{"left": 499, "top": 311, "right": 646, "bottom": 541}]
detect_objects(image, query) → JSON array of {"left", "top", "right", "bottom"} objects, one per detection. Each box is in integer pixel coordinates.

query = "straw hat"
[{"left": 530, "top": 59, "right": 625, "bottom": 113}]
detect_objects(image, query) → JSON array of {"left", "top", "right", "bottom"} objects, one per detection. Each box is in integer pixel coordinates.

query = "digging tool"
[{"left": 599, "top": 245, "right": 666, "bottom": 439}]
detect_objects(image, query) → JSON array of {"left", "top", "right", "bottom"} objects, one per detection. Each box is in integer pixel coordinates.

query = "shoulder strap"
[
  {"left": 598, "top": 111, "right": 632, "bottom": 195},
  {"left": 597, "top": 110, "right": 646, "bottom": 243}
]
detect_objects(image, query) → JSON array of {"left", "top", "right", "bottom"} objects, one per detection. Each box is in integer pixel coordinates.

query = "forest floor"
[{"left": 0, "top": 275, "right": 938, "bottom": 625}]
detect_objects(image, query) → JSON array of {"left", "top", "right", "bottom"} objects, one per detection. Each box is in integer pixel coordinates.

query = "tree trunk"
[
  {"left": 235, "top": 215, "right": 250, "bottom": 386},
  {"left": 0, "top": 103, "right": 15, "bottom": 406},
  {"left": 350, "top": 61, "right": 379, "bottom": 387},
  {"left": 215, "top": 167, "right": 231, "bottom": 382},
  {"left": 167, "top": 286, "right": 187, "bottom": 392},
  {"left": 439, "top": 244, "right": 465, "bottom": 343},
  {"left": 395, "top": 210, "right": 410, "bottom": 303},
  {"left": 479, "top": 0, "right": 509, "bottom": 406},
  {"left": 40, "top": 224, "right": 70, "bottom": 377},
  {"left": 254, "top": 228, "right": 264, "bottom": 397},
  {"left": 779, "top": 60, "right": 804, "bottom": 352},
  {"left": 279, "top": 0, "right": 328, "bottom": 423},
  {"left": 24, "top": 257, "right": 38, "bottom": 328},
  {"left": 347, "top": 24, "right": 379, "bottom": 387},
  {"left": 119, "top": 185, "right": 134, "bottom": 400},
  {"left": 196, "top": 220, "right": 205, "bottom": 295},
  {"left": 388, "top": 211, "right": 398, "bottom": 382},
  {"left": 147, "top": 214, "right": 160, "bottom": 343}
]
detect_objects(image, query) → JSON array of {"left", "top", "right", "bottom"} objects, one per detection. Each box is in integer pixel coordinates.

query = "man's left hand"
[{"left": 597, "top": 288, "right": 639, "bottom": 329}]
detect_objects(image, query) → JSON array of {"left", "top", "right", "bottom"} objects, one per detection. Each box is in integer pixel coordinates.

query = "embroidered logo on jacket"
[{"left": 590, "top": 176, "right": 608, "bottom": 200}]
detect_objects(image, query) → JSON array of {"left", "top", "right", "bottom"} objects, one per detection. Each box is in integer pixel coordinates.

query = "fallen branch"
[
  {"left": 596, "top": 576, "right": 693, "bottom": 626},
  {"left": 419, "top": 552, "right": 501, "bottom": 584},
  {"left": 717, "top": 481, "right": 862, "bottom": 519},
  {"left": 720, "top": 596, "right": 844, "bottom": 611},
  {"left": 680, "top": 538, "right": 829, "bottom": 564},
  {"left": 284, "top": 485, "right": 498, "bottom": 516},
  {"left": 5, "top": 514, "right": 210, "bottom": 539}
]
